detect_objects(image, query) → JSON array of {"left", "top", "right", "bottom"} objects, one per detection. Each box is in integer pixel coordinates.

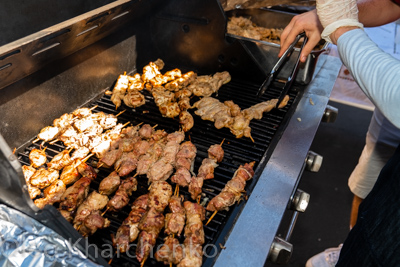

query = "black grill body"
[{"left": 0, "top": 0, "right": 341, "bottom": 266}]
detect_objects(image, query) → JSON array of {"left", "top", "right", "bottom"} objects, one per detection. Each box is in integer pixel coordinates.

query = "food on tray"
[{"left": 228, "top": 16, "right": 283, "bottom": 44}]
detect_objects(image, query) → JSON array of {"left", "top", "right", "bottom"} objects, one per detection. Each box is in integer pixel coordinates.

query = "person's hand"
[
  {"left": 279, "top": 9, "right": 324, "bottom": 63},
  {"left": 316, "top": 0, "right": 363, "bottom": 44}
]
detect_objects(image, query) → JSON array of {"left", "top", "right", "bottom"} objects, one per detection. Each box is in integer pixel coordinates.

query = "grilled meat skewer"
[
  {"left": 34, "top": 180, "right": 66, "bottom": 209},
  {"left": 21, "top": 165, "right": 41, "bottom": 199},
  {"left": 112, "top": 194, "right": 149, "bottom": 253},
  {"left": 106, "top": 176, "right": 138, "bottom": 212},
  {"left": 29, "top": 148, "right": 47, "bottom": 168}
]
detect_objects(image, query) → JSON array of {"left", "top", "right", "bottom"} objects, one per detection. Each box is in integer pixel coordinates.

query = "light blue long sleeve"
[{"left": 337, "top": 29, "right": 400, "bottom": 128}]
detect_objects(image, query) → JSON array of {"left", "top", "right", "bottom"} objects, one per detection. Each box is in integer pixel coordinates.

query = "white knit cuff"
[{"left": 321, "top": 19, "right": 364, "bottom": 43}]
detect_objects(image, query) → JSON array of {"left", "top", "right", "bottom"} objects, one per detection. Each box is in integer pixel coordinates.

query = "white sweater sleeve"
[{"left": 337, "top": 29, "right": 400, "bottom": 128}]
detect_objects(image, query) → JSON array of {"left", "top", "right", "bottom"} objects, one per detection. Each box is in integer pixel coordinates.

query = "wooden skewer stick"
[
  {"left": 101, "top": 207, "right": 109, "bottom": 216},
  {"left": 122, "top": 121, "right": 131, "bottom": 128},
  {"left": 12, "top": 148, "right": 16, "bottom": 154},
  {"left": 108, "top": 252, "right": 116, "bottom": 265},
  {"left": 49, "top": 139, "right": 59, "bottom": 145},
  {"left": 41, "top": 141, "right": 46, "bottom": 147},
  {"left": 97, "top": 163, "right": 104, "bottom": 168},
  {"left": 220, "top": 138, "right": 225, "bottom": 146},
  {"left": 152, "top": 124, "right": 158, "bottom": 129},
  {"left": 249, "top": 134, "right": 255, "bottom": 143},
  {"left": 205, "top": 210, "right": 218, "bottom": 226},
  {"left": 116, "top": 110, "right": 126, "bottom": 117},
  {"left": 140, "top": 259, "right": 146, "bottom": 267},
  {"left": 32, "top": 138, "right": 40, "bottom": 143},
  {"left": 89, "top": 105, "right": 98, "bottom": 111},
  {"left": 81, "top": 153, "right": 94, "bottom": 163},
  {"left": 68, "top": 147, "right": 74, "bottom": 153},
  {"left": 174, "top": 185, "right": 179, "bottom": 196},
  {"left": 135, "top": 122, "right": 144, "bottom": 127}
]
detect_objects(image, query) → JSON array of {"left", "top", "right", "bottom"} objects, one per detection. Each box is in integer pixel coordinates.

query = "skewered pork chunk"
[
  {"left": 177, "top": 201, "right": 206, "bottom": 267},
  {"left": 30, "top": 168, "right": 59, "bottom": 189},
  {"left": 207, "top": 144, "right": 224, "bottom": 163},
  {"left": 147, "top": 159, "right": 174, "bottom": 182},
  {"left": 206, "top": 161, "right": 255, "bottom": 212},
  {"left": 171, "top": 167, "right": 192, "bottom": 187},
  {"left": 176, "top": 141, "right": 197, "bottom": 162},
  {"left": 136, "top": 231, "right": 158, "bottom": 263},
  {"left": 197, "top": 158, "right": 218, "bottom": 180},
  {"left": 59, "top": 176, "right": 92, "bottom": 212},
  {"left": 114, "top": 151, "right": 138, "bottom": 177},
  {"left": 148, "top": 181, "right": 173, "bottom": 212},
  {"left": 107, "top": 176, "right": 138, "bottom": 212},
  {"left": 112, "top": 194, "right": 148, "bottom": 253},
  {"left": 78, "top": 210, "right": 110, "bottom": 237},
  {"left": 21, "top": 165, "right": 41, "bottom": 199},
  {"left": 34, "top": 180, "right": 66, "bottom": 209},
  {"left": 167, "top": 130, "right": 185, "bottom": 144},
  {"left": 138, "top": 124, "right": 154, "bottom": 140},
  {"left": 73, "top": 191, "right": 109, "bottom": 229},
  {"left": 155, "top": 236, "right": 184, "bottom": 265},
  {"left": 188, "top": 176, "right": 203, "bottom": 201},
  {"left": 152, "top": 86, "right": 176, "bottom": 106},
  {"left": 47, "top": 149, "right": 72, "bottom": 170},
  {"left": 76, "top": 160, "right": 97, "bottom": 180},
  {"left": 29, "top": 148, "right": 47, "bottom": 168},
  {"left": 98, "top": 171, "right": 120, "bottom": 196},
  {"left": 164, "top": 195, "right": 186, "bottom": 237}
]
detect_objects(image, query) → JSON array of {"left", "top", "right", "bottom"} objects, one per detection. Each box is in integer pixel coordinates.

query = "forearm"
[
  {"left": 337, "top": 29, "right": 400, "bottom": 128},
  {"left": 357, "top": 0, "right": 400, "bottom": 26}
]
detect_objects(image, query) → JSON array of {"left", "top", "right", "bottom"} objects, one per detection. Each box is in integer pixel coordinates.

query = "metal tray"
[{"left": 225, "top": 8, "right": 328, "bottom": 85}]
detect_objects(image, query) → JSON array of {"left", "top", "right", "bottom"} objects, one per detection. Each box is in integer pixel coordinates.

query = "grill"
[{"left": 0, "top": 0, "right": 341, "bottom": 266}]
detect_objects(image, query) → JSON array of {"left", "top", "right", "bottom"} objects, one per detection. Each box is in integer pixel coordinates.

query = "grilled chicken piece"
[
  {"left": 175, "top": 141, "right": 197, "bottom": 171},
  {"left": 21, "top": 165, "right": 41, "bottom": 199},
  {"left": 59, "top": 177, "right": 92, "bottom": 212},
  {"left": 152, "top": 86, "right": 176, "bottom": 106},
  {"left": 107, "top": 176, "right": 138, "bottom": 212},
  {"left": 147, "top": 159, "right": 174, "bottom": 183},
  {"left": 206, "top": 161, "right": 255, "bottom": 212},
  {"left": 156, "top": 236, "right": 184, "bottom": 265},
  {"left": 175, "top": 88, "right": 193, "bottom": 99},
  {"left": 123, "top": 90, "right": 146, "bottom": 108},
  {"left": 159, "top": 102, "right": 181, "bottom": 118},
  {"left": 112, "top": 194, "right": 148, "bottom": 253},
  {"left": 121, "top": 125, "right": 141, "bottom": 139},
  {"left": 30, "top": 168, "right": 59, "bottom": 189},
  {"left": 188, "top": 71, "right": 231, "bottom": 97},
  {"left": 72, "top": 107, "right": 93, "bottom": 118},
  {"left": 242, "top": 95, "right": 289, "bottom": 120},
  {"left": 111, "top": 74, "right": 130, "bottom": 109},
  {"left": 53, "top": 113, "right": 75, "bottom": 129},
  {"left": 37, "top": 126, "right": 60, "bottom": 143},
  {"left": 179, "top": 110, "right": 194, "bottom": 132},
  {"left": 229, "top": 114, "right": 251, "bottom": 139},
  {"left": 142, "top": 59, "right": 164, "bottom": 83},
  {"left": 167, "top": 130, "right": 185, "bottom": 144},
  {"left": 71, "top": 146, "right": 90, "bottom": 161},
  {"left": 73, "top": 191, "right": 109, "bottom": 229},
  {"left": 171, "top": 167, "right": 192, "bottom": 187},
  {"left": 178, "top": 97, "right": 191, "bottom": 111},
  {"left": 47, "top": 150, "right": 72, "bottom": 170},
  {"left": 188, "top": 176, "right": 203, "bottom": 202},
  {"left": 99, "top": 171, "right": 121, "bottom": 196},
  {"left": 224, "top": 100, "right": 242, "bottom": 117},
  {"left": 165, "top": 71, "right": 197, "bottom": 91},
  {"left": 127, "top": 73, "right": 144, "bottom": 91},
  {"left": 60, "top": 160, "right": 81, "bottom": 186},
  {"left": 165, "top": 195, "right": 186, "bottom": 237},
  {"left": 29, "top": 148, "right": 47, "bottom": 168},
  {"left": 148, "top": 181, "right": 173, "bottom": 212},
  {"left": 78, "top": 210, "right": 111, "bottom": 237},
  {"left": 34, "top": 180, "right": 66, "bottom": 209},
  {"left": 207, "top": 144, "right": 224, "bottom": 163}
]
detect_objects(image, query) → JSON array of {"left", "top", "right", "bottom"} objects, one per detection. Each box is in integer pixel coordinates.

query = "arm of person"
[
  {"left": 279, "top": 0, "right": 400, "bottom": 62},
  {"left": 335, "top": 28, "right": 400, "bottom": 128}
]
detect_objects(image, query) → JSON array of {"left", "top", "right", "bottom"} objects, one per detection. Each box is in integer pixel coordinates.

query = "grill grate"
[{"left": 17, "top": 75, "right": 300, "bottom": 266}]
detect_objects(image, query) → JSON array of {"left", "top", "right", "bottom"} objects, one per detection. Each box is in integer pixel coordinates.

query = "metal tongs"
[{"left": 257, "top": 32, "right": 308, "bottom": 107}]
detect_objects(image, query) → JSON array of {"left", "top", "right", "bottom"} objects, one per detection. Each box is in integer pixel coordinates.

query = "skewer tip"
[
  {"left": 220, "top": 138, "right": 225, "bottom": 146},
  {"left": 205, "top": 210, "right": 218, "bottom": 226},
  {"left": 32, "top": 138, "right": 40, "bottom": 144}
]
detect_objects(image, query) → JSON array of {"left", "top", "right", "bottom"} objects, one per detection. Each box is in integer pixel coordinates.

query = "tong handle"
[
  {"left": 276, "top": 35, "right": 308, "bottom": 107},
  {"left": 257, "top": 32, "right": 305, "bottom": 98}
]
